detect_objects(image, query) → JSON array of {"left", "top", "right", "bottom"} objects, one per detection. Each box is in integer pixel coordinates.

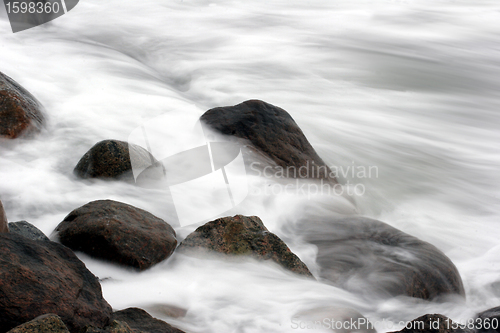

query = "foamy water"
[{"left": 1, "top": 0, "right": 500, "bottom": 332}]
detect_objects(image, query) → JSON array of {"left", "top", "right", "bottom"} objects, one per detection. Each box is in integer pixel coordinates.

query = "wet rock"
[
  {"left": 389, "top": 314, "right": 469, "bottom": 333},
  {"left": 301, "top": 216, "right": 465, "bottom": 300},
  {"left": 0, "top": 199, "right": 8, "bottom": 233},
  {"left": 0, "top": 233, "right": 112, "bottom": 333},
  {"left": 476, "top": 306, "right": 500, "bottom": 333},
  {"left": 83, "top": 321, "right": 134, "bottom": 333},
  {"left": 6, "top": 314, "right": 70, "bottom": 333},
  {"left": 8, "top": 221, "right": 49, "bottom": 241},
  {"left": 56, "top": 200, "right": 177, "bottom": 271},
  {"left": 200, "top": 100, "right": 336, "bottom": 182},
  {"left": 177, "top": 215, "right": 313, "bottom": 277},
  {"left": 113, "top": 307, "right": 185, "bottom": 333},
  {"left": 0, "top": 71, "right": 44, "bottom": 139},
  {"left": 145, "top": 304, "right": 188, "bottom": 319},
  {"left": 293, "top": 306, "right": 376, "bottom": 333},
  {"left": 74, "top": 139, "right": 162, "bottom": 181}
]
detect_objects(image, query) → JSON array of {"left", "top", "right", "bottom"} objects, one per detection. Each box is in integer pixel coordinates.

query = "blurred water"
[{"left": 1, "top": 0, "right": 500, "bottom": 332}]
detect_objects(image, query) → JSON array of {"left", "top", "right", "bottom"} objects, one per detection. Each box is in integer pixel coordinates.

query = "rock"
[
  {"left": 83, "top": 321, "right": 134, "bottom": 333},
  {"left": 0, "top": 233, "right": 112, "bottom": 333},
  {"left": 74, "top": 139, "right": 163, "bottom": 181},
  {"left": 56, "top": 200, "right": 177, "bottom": 271},
  {"left": 200, "top": 100, "right": 336, "bottom": 182},
  {"left": 145, "top": 304, "right": 187, "bottom": 319},
  {"left": 0, "top": 71, "right": 44, "bottom": 139},
  {"left": 293, "top": 306, "right": 376, "bottom": 333},
  {"left": 6, "top": 314, "right": 70, "bottom": 333},
  {"left": 177, "top": 215, "right": 313, "bottom": 277},
  {"left": 113, "top": 307, "right": 185, "bottom": 333},
  {"left": 300, "top": 216, "right": 465, "bottom": 300},
  {"left": 8, "top": 221, "right": 49, "bottom": 241},
  {"left": 0, "top": 199, "right": 8, "bottom": 233},
  {"left": 389, "top": 314, "right": 469, "bottom": 333},
  {"left": 476, "top": 306, "right": 500, "bottom": 333}
]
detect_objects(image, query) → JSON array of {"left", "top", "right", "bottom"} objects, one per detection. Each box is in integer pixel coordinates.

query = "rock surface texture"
[
  {"left": 0, "top": 71, "right": 44, "bottom": 139},
  {"left": 113, "top": 308, "right": 186, "bottom": 333},
  {"left": 8, "top": 221, "right": 49, "bottom": 241},
  {"left": 200, "top": 100, "right": 336, "bottom": 182},
  {"left": 301, "top": 216, "right": 465, "bottom": 300},
  {"left": 56, "top": 200, "right": 177, "bottom": 270},
  {"left": 0, "top": 199, "right": 8, "bottom": 233},
  {"left": 178, "top": 215, "right": 313, "bottom": 277},
  {"left": 6, "top": 314, "right": 70, "bottom": 333},
  {"left": 0, "top": 233, "right": 112, "bottom": 333}
]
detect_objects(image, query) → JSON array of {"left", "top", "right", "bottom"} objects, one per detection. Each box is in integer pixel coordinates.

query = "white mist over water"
[{"left": 1, "top": 0, "right": 500, "bottom": 332}]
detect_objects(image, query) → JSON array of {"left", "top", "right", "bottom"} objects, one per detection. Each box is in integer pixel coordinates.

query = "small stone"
[{"left": 6, "top": 314, "right": 69, "bottom": 333}]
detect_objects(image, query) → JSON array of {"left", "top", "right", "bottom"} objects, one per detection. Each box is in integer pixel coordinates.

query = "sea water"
[{"left": 1, "top": 0, "right": 500, "bottom": 332}]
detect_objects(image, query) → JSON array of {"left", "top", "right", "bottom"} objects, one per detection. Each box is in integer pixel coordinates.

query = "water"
[{"left": 1, "top": 0, "right": 500, "bottom": 332}]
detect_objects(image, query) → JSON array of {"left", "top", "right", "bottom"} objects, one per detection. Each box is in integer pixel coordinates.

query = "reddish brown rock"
[
  {"left": 0, "top": 71, "right": 44, "bottom": 139},
  {"left": 0, "top": 233, "right": 112, "bottom": 333},
  {"left": 0, "top": 199, "right": 8, "bottom": 233},
  {"left": 200, "top": 100, "right": 336, "bottom": 182},
  {"left": 6, "top": 314, "right": 70, "bottom": 333},
  {"left": 56, "top": 200, "right": 177, "bottom": 270},
  {"left": 178, "top": 215, "right": 313, "bottom": 277}
]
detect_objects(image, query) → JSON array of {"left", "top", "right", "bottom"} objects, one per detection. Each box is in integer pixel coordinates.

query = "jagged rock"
[
  {"left": 177, "top": 215, "right": 313, "bottom": 277},
  {"left": 56, "top": 200, "right": 177, "bottom": 270},
  {"left": 0, "top": 71, "right": 44, "bottom": 139},
  {"left": 74, "top": 139, "right": 162, "bottom": 181},
  {"left": 200, "top": 100, "right": 336, "bottom": 182},
  {"left": 301, "top": 216, "right": 465, "bottom": 300},
  {"left": 6, "top": 314, "right": 69, "bottom": 333},
  {"left": 8, "top": 221, "right": 49, "bottom": 241},
  {"left": 0, "top": 233, "right": 112, "bottom": 333},
  {"left": 113, "top": 308, "right": 185, "bottom": 333},
  {"left": 0, "top": 199, "right": 8, "bottom": 233}
]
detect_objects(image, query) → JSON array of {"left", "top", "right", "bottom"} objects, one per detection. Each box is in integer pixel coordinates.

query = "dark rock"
[
  {"left": 8, "top": 221, "right": 49, "bottom": 241},
  {"left": 177, "top": 215, "right": 313, "bottom": 277},
  {"left": 476, "top": 306, "right": 500, "bottom": 333},
  {"left": 113, "top": 307, "right": 185, "bottom": 333},
  {"left": 83, "top": 320, "right": 134, "bottom": 333},
  {"left": 6, "top": 314, "right": 69, "bottom": 333},
  {"left": 301, "top": 216, "right": 465, "bottom": 300},
  {"left": 200, "top": 100, "right": 336, "bottom": 182},
  {"left": 0, "top": 199, "right": 8, "bottom": 233},
  {"left": 56, "top": 200, "right": 177, "bottom": 271},
  {"left": 74, "top": 140, "right": 162, "bottom": 181},
  {"left": 145, "top": 304, "right": 187, "bottom": 319},
  {"left": 0, "top": 71, "right": 44, "bottom": 139},
  {"left": 389, "top": 314, "right": 469, "bottom": 333},
  {"left": 0, "top": 233, "right": 112, "bottom": 333}
]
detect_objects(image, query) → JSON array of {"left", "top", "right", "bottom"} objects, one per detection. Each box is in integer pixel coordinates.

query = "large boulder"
[
  {"left": 112, "top": 308, "right": 185, "bottom": 333},
  {"left": 0, "top": 199, "right": 8, "bottom": 233},
  {"left": 56, "top": 200, "right": 177, "bottom": 271},
  {"left": 0, "top": 71, "right": 44, "bottom": 139},
  {"left": 200, "top": 100, "right": 336, "bottom": 182},
  {"left": 8, "top": 221, "right": 49, "bottom": 241},
  {"left": 300, "top": 216, "right": 465, "bottom": 300},
  {"left": 177, "top": 215, "right": 313, "bottom": 277},
  {"left": 6, "top": 314, "right": 70, "bottom": 333},
  {"left": 0, "top": 233, "right": 112, "bottom": 333},
  {"left": 74, "top": 139, "right": 163, "bottom": 182}
]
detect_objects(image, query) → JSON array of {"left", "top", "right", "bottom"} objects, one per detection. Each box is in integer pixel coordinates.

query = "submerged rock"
[
  {"left": 6, "top": 314, "right": 70, "bottom": 333},
  {"left": 0, "top": 199, "right": 8, "bottom": 233},
  {"left": 112, "top": 308, "right": 185, "bottom": 333},
  {"left": 0, "top": 71, "right": 44, "bottom": 139},
  {"left": 200, "top": 100, "right": 336, "bottom": 182},
  {"left": 301, "top": 216, "right": 465, "bottom": 300},
  {"left": 0, "top": 233, "right": 112, "bottom": 333},
  {"left": 74, "top": 139, "right": 162, "bottom": 181},
  {"left": 8, "top": 221, "right": 49, "bottom": 241},
  {"left": 178, "top": 215, "right": 313, "bottom": 277},
  {"left": 56, "top": 200, "right": 177, "bottom": 270}
]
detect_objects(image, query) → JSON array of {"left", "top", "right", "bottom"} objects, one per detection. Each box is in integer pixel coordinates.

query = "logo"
[
  {"left": 128, "top": 109, "right": 249, "bottom": 227},
  {"left": 3, "top": 0, "right": 79, "bottom": 33}
]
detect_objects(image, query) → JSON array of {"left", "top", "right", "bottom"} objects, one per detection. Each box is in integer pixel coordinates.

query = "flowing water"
[{"left": 1, "top": 0, "right": 500, "bottom": 332}]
